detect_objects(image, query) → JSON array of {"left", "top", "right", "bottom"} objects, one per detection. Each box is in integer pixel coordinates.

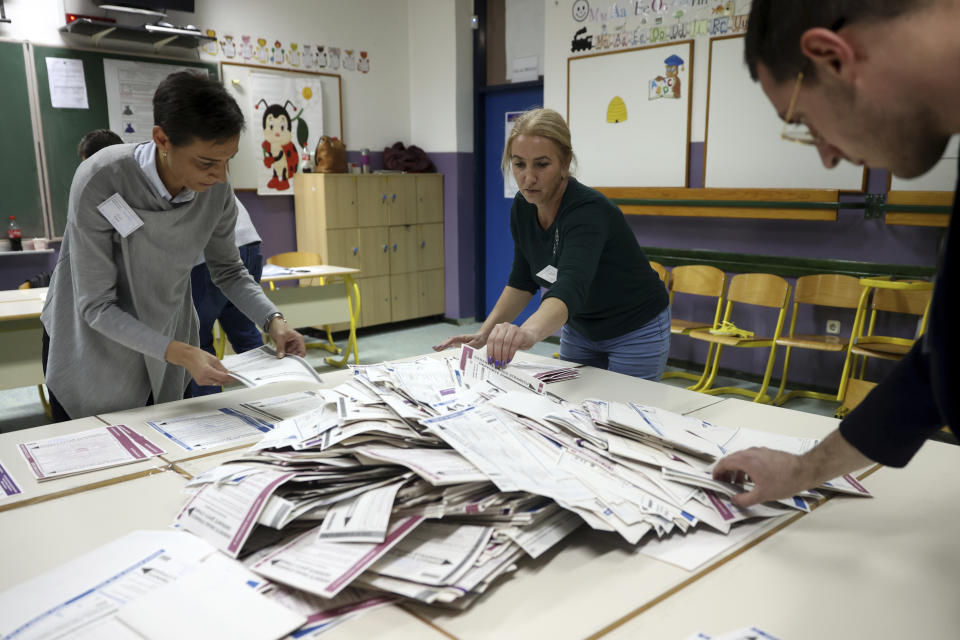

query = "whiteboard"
[
  {"left": 890, "top": 135, "right": 959, "bottom": 191},
  {"left": 704, "top": 35, "right": 865, "bottom": 190},
  {"left": 567, "top": 41, "right": 692, "bottom": 188},
  {"left": 221, "top": 62, "right": 342, "bottom": 190}
]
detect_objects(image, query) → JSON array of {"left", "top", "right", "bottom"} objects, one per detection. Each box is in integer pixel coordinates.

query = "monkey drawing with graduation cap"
[{"left": 256, "top": 99, "right": 299, "bottom": 190}]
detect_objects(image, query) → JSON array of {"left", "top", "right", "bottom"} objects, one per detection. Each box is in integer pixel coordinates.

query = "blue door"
[{"left": 482, "top": 86, "right": 543, "bottom": 322}]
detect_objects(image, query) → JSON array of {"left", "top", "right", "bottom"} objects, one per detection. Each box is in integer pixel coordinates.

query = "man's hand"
[{"left": 268, "top": 317, "right": 306, "bottom": 357}]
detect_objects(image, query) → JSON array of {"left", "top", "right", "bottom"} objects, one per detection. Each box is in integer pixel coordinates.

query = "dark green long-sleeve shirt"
[{"left": 507, "top": 177, "right": 669, "bottom": 342}]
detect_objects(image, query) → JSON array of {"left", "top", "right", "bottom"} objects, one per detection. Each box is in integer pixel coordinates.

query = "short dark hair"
[
  {"left": 77, "top": 129, "right": 122, "bottom": 160},
  {"left": 153, "top": 71, "right": 245, "bottom": 146},
  {"left": 745, "top": 0, "right": 926, "bottom": 84}
]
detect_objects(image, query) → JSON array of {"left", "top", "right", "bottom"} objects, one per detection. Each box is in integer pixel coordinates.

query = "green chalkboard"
[
  {"left": 31, "top": 45, "right": 217, "bottom": 236},
  {"left": 0, "top": 41, "right": 44, "bottom": 239}
]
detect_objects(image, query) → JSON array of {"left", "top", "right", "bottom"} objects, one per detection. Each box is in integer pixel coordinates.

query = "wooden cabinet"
[{"left": 294, "top": 173, "right": 445, "bottom": 328}]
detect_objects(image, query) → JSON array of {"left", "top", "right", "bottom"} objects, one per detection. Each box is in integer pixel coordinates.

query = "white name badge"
[
  {"left": 96, "top": 193, "right": 144, "bottom": 238},
  {"left": 535, "top": 264, "right": 558, "bottom": 284}
]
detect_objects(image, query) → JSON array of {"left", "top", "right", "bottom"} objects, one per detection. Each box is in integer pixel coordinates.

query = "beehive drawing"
[{"left": 606, "top": 96, "right": 627, "bottom": 123}]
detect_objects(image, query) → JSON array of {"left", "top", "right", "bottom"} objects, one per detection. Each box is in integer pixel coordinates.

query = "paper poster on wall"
[
  {"left": 504, "top": 111, "right": 524, "bottom": 199},
  {"left": 249, "top": 71, "right": 324, "bottom": 195},
  {"left": 103, "top": 59, "right": 209, "bottom": 144},
  {"left": 567, "top": 40, "right": 693, "bottom": 187},
  {"left": 46, "top": 57, "right": 88, "bottom": 109}
]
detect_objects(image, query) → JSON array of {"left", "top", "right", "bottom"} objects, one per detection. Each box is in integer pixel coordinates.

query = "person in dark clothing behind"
[{"left": 436, "top": 108, "right": 671, "bottom": 380}]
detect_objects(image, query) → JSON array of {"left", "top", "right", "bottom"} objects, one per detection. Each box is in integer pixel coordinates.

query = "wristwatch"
[{"left": 263, "top": 311, "right": 285, "bottom": 334}]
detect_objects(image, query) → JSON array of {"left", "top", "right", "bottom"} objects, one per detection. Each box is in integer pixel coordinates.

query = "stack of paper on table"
[
  {"left": 224, "top": 345, "right": 324, "bottom": 387},
  {"left": 154, "top": 345, "right": 870, "bottom": 627}
]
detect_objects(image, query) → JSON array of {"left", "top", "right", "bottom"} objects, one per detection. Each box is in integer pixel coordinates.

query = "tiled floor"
[{"left": 0, "top": 318, "right": 902, "bottom": 433}]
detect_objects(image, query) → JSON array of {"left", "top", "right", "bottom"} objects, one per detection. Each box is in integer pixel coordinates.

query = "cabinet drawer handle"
[
  {"left": 392, "top": 243, "right": 398, "bottom": 251},
  {"left": 391, "top": 193, "right": 396, "bottom": 202},
  {"left": 352, "top": 247, "right": 358, "bottom": 256},
  {"left": 420, "top": 241, "right": 426, "bottom": 248},
  {"left": 382, "top": 244, "right": 388, "bottom": 252},
  {"left": 381, "top": 194, "right": 387, "bottom": 203}
]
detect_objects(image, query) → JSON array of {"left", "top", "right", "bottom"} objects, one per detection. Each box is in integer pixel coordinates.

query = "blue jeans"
[
  {"left": 559, "top": 306, "right": 671, "bottom": 380},
  {"left": 189, "top": 242, "right": 264, "bottom": 396}
]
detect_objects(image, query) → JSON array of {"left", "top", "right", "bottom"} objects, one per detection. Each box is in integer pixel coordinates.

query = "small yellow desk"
[{"left": 259, "top": 265, "right": 362, "bottom": 367}]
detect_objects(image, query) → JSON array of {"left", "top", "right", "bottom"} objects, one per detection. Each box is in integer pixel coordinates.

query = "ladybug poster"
[{"left": 249, "top": 72, "right": 324, "bottom": 195}]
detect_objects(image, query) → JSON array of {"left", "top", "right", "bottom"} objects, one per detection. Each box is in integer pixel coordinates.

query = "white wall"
[
  {"left": 544, "top": 0, "right": 752, "bottom": 143},
  {"left": 408, "top": 0, "right": 473, "bottom": 153}
]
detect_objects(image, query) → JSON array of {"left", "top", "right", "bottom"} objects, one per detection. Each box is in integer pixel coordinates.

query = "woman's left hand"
[
  {"left": 486, "top": 322, "right": 537, "bottom": 368},
  {"left": 268, "top": 319, "right": 307, "bottom": 357}
]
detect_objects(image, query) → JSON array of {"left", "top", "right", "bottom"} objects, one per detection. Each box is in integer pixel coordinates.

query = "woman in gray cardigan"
[{"left": 41, "top": 72, "right": 306, "bottom": 421}]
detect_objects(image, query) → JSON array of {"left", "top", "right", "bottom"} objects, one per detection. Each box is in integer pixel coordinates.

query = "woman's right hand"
[
  {"left": 433, "top": 332, "right": 488, "bottom": 352},
  {"left": 164, "top": 340, "right": 236, "bottom": 387}
]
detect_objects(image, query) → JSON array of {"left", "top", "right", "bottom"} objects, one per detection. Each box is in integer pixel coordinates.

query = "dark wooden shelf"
[{"left": 60, "top": 18, "right": 214, "bottom": 50}]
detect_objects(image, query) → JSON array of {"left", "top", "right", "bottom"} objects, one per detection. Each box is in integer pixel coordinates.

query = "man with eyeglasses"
[{"left": 712, "top": 0, "right": 959, "bottom": 505}]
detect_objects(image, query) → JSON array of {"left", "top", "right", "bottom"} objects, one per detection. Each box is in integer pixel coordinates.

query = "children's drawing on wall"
[
  {"left": 649, "top": 54, "right": 684, "bottom": 100},
  {"left": 287, "top": 43, "right": 302, "bottom": 67},
  {"left": 606, "top": 96, "right": 627, "bottom": 123},
  {"left": 250, "top": 72, "right": 324, "bottom": 195},
  {"left": 571, "top": 27, "right": 593, "bottom": 52},
  {"left": 240, "top": 36, "right": 254, "bottom": 62},
  {"left": 303, "top": 45, "right": 315, "bottom": 69},
  {"left": 271, "top": 41, "right": 285, "bottom": 66},
  {"left": 202, "top": 30, "right": 218, "bottom": 56},
  {"left": 342, "top": 49, "right": 356, "bottom": 71},
  {"left": 572, "top": 0, "right": 590, "bottom": 22},
  {"left": 254, "top": 38, "right": 269, "bottom": 64},
  {"left": 357, "top": 51, "right": 370, "bottom": 74},
  {"left": 317, "top": 46, "right": 328, "bottom": 68},
  {"left": 327, "top": 47, "right": 341, "bottom": 70},
  {"left": 220, "top": 35, "right": 237, "bottom": 59}
]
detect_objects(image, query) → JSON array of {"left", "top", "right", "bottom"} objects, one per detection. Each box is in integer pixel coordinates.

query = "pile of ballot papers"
[{"left": 170, "top": 344, "right": 870, "bottom": 625}]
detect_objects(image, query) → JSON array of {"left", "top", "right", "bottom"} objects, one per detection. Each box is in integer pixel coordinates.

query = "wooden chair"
[
  {"left": 18, "top": 278, "right": 52, "bottom": 418},
  {"left": 772, "top": 274, "right": 863, "bottom": 407},
  {"left": 836, "top": 278, "right": 934, "bottom": 417},
  {"left": 661, "top": 265, "right": 726, "bottom": 390},
  {"left": 688, "top": 273, "right": 791, "bottom": 403},
  {"left": 649, "top": 261, "right": 669, "bottom": 288}
]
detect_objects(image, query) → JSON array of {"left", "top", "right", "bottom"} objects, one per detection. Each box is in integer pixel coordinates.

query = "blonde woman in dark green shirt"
[{"left": 436, "top": 108, "right": 670, "bottom": 379}]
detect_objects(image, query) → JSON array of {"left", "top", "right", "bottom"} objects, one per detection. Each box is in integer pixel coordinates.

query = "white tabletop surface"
[
  {"left": 602, "top": 438, "right": 960, "bottom": 640},
  {"left": 688, "top": 396, "right": 841, "bottom": 440},
  {"left": 0, "top": 416, "right": 168, "bottom": 512},
  {"left": 0, "top": 469, "right": 186, "bottom": 591}
]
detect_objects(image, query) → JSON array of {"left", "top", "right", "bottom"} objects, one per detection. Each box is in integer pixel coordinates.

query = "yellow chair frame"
[
  {"left": 689, "top": 273, "right": 791, "bottom": 403},
  {"left": 661, "top": 265, "right": 727, "bottom": 391},
  {"left": 835, "top": 278, "right": 933, "bottom": 417},
  {"left": 18, "top": 280, "right": 52, "bottom": 418},
  {"left": 772, "top": 274, "right": 864, "bottom": 407}
]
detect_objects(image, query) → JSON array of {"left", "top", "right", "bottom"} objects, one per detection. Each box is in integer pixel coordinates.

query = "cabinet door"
[
  {"left": 326, "top": 228, "right": 362, "bottom": 271},
  {"left": 418, "top": 269, "right": 445, "bottom": 317},
  {"left": 417, "top": 223, "right": 444, "bottom": 271},
  {"left": 388, "top": 225, "right": 418, "bottom": 274},
  {"left": 386, "top": 176, "right": 416, "bottom": 226},
  {"left": 293, "top": 174, "right": 323, "bottom": 255},
  {"left": 390, "top": 272, "right": 418, "bottom": 322},
  {"left": 416, "top": 175, "right": 444, "bottom": 223},
  {"left": 356, "top": 175, "right": 388, "bottom": 227},
  {"left": 358, "top": 275, "right": 392, "bottom": 327},
  {"left": 323, "top": 175, "right": 358, "bottom": 229},
  {"left": 357, "top": 226, "right": 390, "bottom": 277}
]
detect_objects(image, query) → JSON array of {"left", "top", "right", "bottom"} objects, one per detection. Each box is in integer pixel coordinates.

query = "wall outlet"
[{"left": 826, "top": 320, "right": 842, "bottom": 335}]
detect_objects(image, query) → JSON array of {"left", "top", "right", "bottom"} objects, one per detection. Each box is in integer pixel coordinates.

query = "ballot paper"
[
  {"left": 508, "top": 360, "right": 581, "bottom": 383},
  {"left": 115, "top": 552, "right": 305, "bottom": 640},
  {"left": 174, "top": 468, "right": 296, "bottom": 557},
  {"left": 0, "top": 459, "right": 22, "bottom": 498},
  {"left": 503, "top": 508, "right": 582, "bottom": 559},
  {"left": 690, "top": 627, "right": 782, "bottom": 640},
  {"left": 225, "top": 345, "right": 324, "bottom": 387},
  {"left": 353, "top": 445, "right": 488, "bottom": 486},
  {"left": 17, "top": 424, "right": 164, "bottom": 481},
  {"left": 252, "top": 516, "right": 424, "bottom": 598},
  {"left": 318, "top": 477, "right": 408, "bottom": 543},
  {"left": 366, "top": 522, "right": 493, "bottom": 587},
  {"left": 147, "top": 407, "right": 272, "bottom": 452},
  {"left": 241, "top": 390, "right": 335, "bottom": 422},
  {"left": 260, "top": 585, "right": 398, "bottom": 638},
  {"left": 0, "top": 530, "right": 218, "bottom": 640}
]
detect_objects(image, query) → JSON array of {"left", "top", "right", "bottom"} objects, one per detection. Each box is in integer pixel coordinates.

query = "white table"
[
  {"left": 603, "top": 439, "right": 960, "bottom": 639},
  {"left": 0, "top": 469, "right": 187, "bottom": 591},
  {"left": 0, "top": 287, "right": 45, "bottom": 390},
  {"left": 0, "top": 416, "right": 167, "bottom": 512}
]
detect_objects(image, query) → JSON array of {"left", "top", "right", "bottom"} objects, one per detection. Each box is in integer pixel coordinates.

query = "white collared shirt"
[{"left": 134, "top": 140, "right": 197, "bottom": 204}]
